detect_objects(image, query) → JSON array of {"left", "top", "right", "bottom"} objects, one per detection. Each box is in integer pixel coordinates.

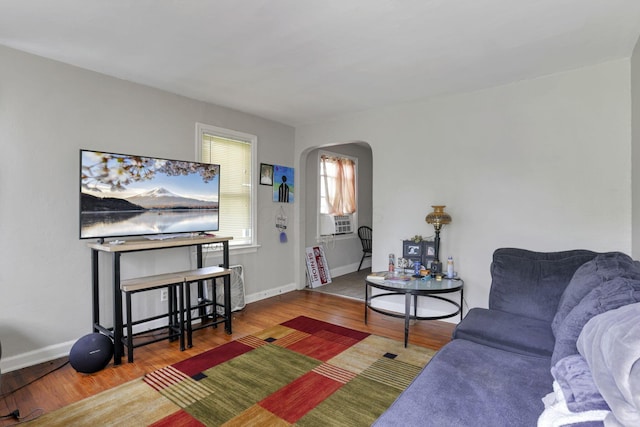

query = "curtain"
[{"left": 321, "top": 155, "right": 356, "bottom": 215}]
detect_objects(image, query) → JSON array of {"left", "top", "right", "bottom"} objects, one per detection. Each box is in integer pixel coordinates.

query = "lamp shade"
[{"left": 425, "top": 205, "right": 452, "bottom": 230}]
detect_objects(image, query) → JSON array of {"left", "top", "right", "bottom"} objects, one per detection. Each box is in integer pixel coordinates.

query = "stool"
[
  {"left": 121, "top": 273, "right": 185, "bottom": 363},
  {"left": 183, "top": 266, "right": 232, "bottom": 348}
]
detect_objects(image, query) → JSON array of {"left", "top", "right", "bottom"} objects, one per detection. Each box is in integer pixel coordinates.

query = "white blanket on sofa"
[
  {"left": 538, "top": 381, "right": 609, "bottom": 427},
  {"left": 577, "top": 302, "right": 640, "bottom": 427}
]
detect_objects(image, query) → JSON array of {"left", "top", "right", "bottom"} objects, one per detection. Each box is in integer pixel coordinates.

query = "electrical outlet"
[{"left": 160, "top": 289, "right": 168, "bottom": 302}]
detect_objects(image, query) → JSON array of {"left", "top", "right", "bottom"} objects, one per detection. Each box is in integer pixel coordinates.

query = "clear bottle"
[{"left": 447, "top": 256, "right": 454, "bottom": 278}]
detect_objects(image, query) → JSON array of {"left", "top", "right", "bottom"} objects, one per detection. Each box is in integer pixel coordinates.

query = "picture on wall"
[
  {"left": 260, "top": 163, "right": 274, "bottom": 186},
  {"left": 273, "top": 165, "right": 294, "bottom": 203}
]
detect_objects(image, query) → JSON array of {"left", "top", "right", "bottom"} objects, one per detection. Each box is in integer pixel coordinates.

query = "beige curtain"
[{"left": 321, "top": 155, "right": 356, "bottom": 215}]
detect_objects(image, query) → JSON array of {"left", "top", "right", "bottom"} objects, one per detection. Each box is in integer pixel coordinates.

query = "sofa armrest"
[{"left": 488, "top": 248, "right": 597, "bottom": 323}]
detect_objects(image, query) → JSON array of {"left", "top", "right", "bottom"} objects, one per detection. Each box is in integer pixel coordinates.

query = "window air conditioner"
[{"left": 320, "top": 214, "right": 353, "bottom": 235}]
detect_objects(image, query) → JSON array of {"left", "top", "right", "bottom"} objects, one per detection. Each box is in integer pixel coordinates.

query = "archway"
[{"left": 295, "top": 141, "right": 373, "bottom": 289}]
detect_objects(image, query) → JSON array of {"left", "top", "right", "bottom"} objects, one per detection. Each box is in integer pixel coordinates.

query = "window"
[
  {"left": 319, "top": 151, "right": 357, "bottom": 236},
  {"left": 196, "top": 123, "right": 256, "bottom": 247}
]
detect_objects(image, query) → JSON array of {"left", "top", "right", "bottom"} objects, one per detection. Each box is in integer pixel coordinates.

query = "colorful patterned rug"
[{"left": 31, "top": 316, "right": 435, "bottom": 426}]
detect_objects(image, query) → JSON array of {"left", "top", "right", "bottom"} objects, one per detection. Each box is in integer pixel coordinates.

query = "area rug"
[{"left": 31, "top": 316, "right": 435, "bottom": 426}]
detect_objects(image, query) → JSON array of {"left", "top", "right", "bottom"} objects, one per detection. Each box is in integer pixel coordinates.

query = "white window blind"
[{"left": 198, "top": 125, "right": 256, "bottom": 246}]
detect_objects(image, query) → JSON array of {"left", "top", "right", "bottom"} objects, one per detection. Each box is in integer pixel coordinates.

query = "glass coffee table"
[{"left": 365, "top": 272, "right": 464, "bottom": 347}]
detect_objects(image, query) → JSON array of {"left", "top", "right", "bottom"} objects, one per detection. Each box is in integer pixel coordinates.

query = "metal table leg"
[
  {"left": 112, "top": 252, "right": 123, "bottom": 365},
  {"left": 404, "top": 292, "right": 411, "bottom": 347},
  {"left": 364, "top": 282, "right": 369, "bottom": 324}
]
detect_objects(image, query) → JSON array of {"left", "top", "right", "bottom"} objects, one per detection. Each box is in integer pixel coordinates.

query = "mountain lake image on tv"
[{"left": 80, "top": 150, "right": 220, "bottom": 240}]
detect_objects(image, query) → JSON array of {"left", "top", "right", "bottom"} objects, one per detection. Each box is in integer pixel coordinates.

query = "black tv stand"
[{"left": 88, "top": 234, "right": 232, "bottom": 365}]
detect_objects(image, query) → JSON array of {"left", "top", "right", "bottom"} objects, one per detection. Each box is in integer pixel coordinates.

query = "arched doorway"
[{"left": 299, "top": 141, "right": 373, "bottom": 287}]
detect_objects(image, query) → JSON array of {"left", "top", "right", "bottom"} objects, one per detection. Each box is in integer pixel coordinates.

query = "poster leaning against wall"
[{"left": 305, "top": 245, "right": 332, "bottom": 288}]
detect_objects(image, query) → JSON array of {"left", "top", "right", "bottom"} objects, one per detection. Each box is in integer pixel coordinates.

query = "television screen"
[{"left": 80, "top": 149, "right": 220, "bottom": 240}]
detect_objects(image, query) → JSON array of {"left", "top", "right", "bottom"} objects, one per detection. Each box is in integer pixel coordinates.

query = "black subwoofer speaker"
[{"left": 69, "top": 333, "right": 113, "bottom": 373}]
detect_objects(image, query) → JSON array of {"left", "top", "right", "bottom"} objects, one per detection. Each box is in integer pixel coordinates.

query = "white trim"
[
  {"left": 329, "top": 260, "right": 371, "bottom": 278},
  {"left": 1, "top": 340, "right": 75, "bottom": 373},
  {"left": 244, "top": 283, "right": 298, "bottom": 304}
]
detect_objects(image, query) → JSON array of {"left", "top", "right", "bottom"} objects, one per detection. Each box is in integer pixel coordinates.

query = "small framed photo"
[
  {"left": 425, "top": 243, "right": 435, "bottom": 257},
  {"left": 403, "top": 241, "right": 422, "bottom": 258},
  {"left": 260, "top": 163, "right": 274, "bottom": 186}
]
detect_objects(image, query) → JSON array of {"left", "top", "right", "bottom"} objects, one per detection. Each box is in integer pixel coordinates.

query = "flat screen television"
[{"left": 80, "top": 149, "right": 220, "bottom": 240}]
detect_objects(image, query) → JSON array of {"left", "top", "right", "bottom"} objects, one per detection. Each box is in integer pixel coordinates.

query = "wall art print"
[{"left": 273, "top": 165, "right": 294, "bottom": 203}]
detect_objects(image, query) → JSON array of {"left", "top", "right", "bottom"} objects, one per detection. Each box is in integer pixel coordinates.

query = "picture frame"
[
  {"left": 402, "top": 240, "right": 423, "bottom": 268},
  {"left": 424, "top": 241, "right": 436, "bottom": 258},
  {"left": 402, "top": 240, "right": 436, "bottom": 268},
  {"left": 403, "top": 241, "right": 422, "bottom": 258},
  {"left": 422, "top": 240, "right": 436, "bottom": 268},
  {"left": 273, "top": 165, "right": 294, "bottom": 203},
  {"left": 260, "top": 163, "right": 274, "bottom": 186}
]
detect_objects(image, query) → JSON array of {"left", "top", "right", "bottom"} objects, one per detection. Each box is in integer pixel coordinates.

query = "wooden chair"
[{"left": 357, "top": 226, "right": 372, "bottom": 271}]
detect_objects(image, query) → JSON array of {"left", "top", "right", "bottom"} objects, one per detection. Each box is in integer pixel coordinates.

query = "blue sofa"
[{"left": 374, "top": 248, "right": 640, "bottom": 427}]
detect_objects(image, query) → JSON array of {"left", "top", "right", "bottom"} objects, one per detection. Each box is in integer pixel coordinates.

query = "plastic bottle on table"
[{"left": 447, "top": 256, "right": 454, "bottom": 278}]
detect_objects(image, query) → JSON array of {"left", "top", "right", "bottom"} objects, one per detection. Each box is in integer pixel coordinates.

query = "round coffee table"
[{"left": 365, "top": 273, "right": 464, "bottom": 347}]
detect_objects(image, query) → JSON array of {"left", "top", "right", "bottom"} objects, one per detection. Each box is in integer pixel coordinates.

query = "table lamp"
[{"left": 425, "top": 205, "right": 452, "bottom": 274}]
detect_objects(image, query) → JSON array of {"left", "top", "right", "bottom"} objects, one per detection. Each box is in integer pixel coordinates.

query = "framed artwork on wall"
[
  {"left": 273, "top": 165, "right": 294, "bottom": 203},
  {"left": 260, "top": 163, "right": 274, "bottom": 186}
]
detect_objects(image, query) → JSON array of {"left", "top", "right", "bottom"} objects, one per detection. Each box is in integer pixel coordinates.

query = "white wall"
[
  {"left": 0, "top": 45, "right": 295, "bottom": 371},
  {"left": 295, "top": 60, "right": 633, "bottom": 315},
  {"left": 632, "top": 36, "right": 640, "bottom": 259}
]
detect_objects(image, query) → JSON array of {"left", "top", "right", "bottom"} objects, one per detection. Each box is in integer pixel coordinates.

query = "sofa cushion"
[
  {"left": 552, "top": 252, "right": 640, "bottom": 337},
  {"left": 453, "top": 307, "right": 555, "bottom": 357},
  {"left": 373, "top": 339, "right": 553, "bottom": 427},
  {"left": 551, "top": 277, "right": 640, "bottom": 366},
  {"left": 489, "top": 249, "right": 597, "bottom": 322}
]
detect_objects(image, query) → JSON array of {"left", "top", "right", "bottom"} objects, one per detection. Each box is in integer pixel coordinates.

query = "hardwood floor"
[{"left": 0, "top": 290, "right": 454, "bottom": 423}]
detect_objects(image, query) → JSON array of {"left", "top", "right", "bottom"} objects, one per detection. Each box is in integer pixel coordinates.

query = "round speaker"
[{"left": 69, "top": 333, "right": 113, "bottom": 374}]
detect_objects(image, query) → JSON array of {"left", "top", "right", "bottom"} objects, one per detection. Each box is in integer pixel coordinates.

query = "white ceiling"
[{"left": 2, "top": 0, "right": 640, "bottom": 126}]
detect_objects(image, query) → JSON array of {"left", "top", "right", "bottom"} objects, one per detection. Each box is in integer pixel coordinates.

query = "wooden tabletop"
[{"left": 87, "top": 235, "right": 232, "bottom": 252}]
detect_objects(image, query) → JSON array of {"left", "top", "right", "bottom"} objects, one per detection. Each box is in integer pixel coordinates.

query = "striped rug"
[{"left": 31, "top": 316, "right": 435, "bottom": 426}]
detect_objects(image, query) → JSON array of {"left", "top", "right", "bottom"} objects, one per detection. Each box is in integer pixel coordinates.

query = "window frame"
[{"left": 195, "top": 122, "right": 258, "bottom": 252}]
